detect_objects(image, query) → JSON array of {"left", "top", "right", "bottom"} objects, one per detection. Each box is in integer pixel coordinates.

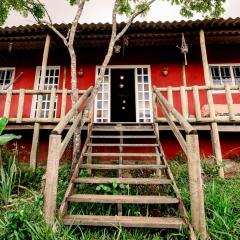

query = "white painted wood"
[{"left": 30, "top": 123, "right": 40, "bottom": 171}]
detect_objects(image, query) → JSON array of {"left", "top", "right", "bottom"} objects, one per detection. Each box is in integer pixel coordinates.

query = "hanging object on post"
[{"left": 176, "top": 33, "right": 188, "bottom": 65}]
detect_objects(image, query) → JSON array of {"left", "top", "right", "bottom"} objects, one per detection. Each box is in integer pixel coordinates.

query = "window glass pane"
[
  {"left": 145, "top": 101, "right": 150, "bottom": 108},
  {"left": 138, "top": 84, "right": 143, "bottom": 91},
  {"left": 143, "top": 76, "right": 148, "bottom": 83},
  {"left": 104, "top": 93, "right": 108, "bottom": 100},
  {"left": 138, "top": 93, "right": 143, "bottom": 100},
  {"left": 233, "top": 66, "right": 240, "bottom": 85},
  {"left": 137, "top": 68, "right": 142, "bottom": 75},
  {"left": 97, "top": 101, "right": 102, "bottom": 109},
  {"left": 138, "top": 101, "right": 143, "bottom": 108},
  {"left": 144, "top": 93, "right": 149, "bottom": 100},
  {"left": 144, "top": 84, "right": 149, "bottom": 91},
  {"left": 137, "top": 76, "right": 142, "bottom": 83},
  {"left": 97, "top": 110, "right": 102, "bottom": 117},
  {"left": 143, "top": 68, "right": 148, "bottom": 75}
]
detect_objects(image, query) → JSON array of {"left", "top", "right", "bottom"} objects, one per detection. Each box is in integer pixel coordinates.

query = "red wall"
[{"left": 1, "top": 44, "right": 240, "bottom": 163}]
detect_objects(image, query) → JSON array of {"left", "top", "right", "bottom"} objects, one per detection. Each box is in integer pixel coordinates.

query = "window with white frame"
[
  {"left": 209, "top": 65, "right": 240, "bottom": 86},
  {"left": 0, "top": 68, "right": 15, "bottom": 89},
  {"left": 32, "top": 66, "right": 60, "bottom": 118}
]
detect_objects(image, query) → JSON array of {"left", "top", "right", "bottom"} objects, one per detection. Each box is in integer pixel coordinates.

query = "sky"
[{"left": 3, "top": 0, "right": 240, "bottom": 27}]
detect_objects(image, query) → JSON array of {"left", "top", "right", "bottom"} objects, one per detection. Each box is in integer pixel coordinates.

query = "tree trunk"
[{"left": 68, "top": 46, "right": 81, "bottom": 169}]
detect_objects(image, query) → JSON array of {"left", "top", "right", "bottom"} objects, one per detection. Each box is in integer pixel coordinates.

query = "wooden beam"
[
  {"left": 186, "top": 134, "right": 207, "bottom": 239},
  {"left": 200, "top": 29, "right": 210, "bottom": 86},
  {"left": 182, "top": 62, "right": 187, "bottom": 86},
  {"left": 30, "top": 123, "right": 40, "bottom": 171},
  {"left": 210, "top": 122, "right": 224, "bottom": 178},
  {"left": 44, "top": 134, "right": 61, "bottom": 224},
  {"left": 180, "top": 86, "right": 188, "bottom": 119},
  {"left": 193, "top": 86, "right": 202, "bottom": 122},
  {"left": 3, "top": 89, "right": 12, "bottom": 118},
  {"left": 225, "top": 85, "right": 235, "bottom": 121},
  {"left": 36, "top": 34, "right": 51, "bottom": 118},
  {"left": 16, "top": 89, "right": 25, "bottom": 123}
]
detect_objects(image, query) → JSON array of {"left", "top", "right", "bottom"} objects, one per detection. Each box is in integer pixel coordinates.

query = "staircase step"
[
  {"left": 92, "top": 128, "right": 154, "bottom": 132},
  {"left": 90, "top": 135, "right": 156, "bottom": 139},
  {"left": 63, "top": 215, "right": 184, "bottom": 229},
  {"left": 74, "top": 177, "right": 172, "bottom": 185},
  {"left": 67, "top": 194, "right": 179, "bottom": 204},
  {"left": 83, "top": 152, "right": 161, "bottom": 157},
  {"left": 80, "top": 164, "right": 167, "bottom": 170},
  {"left": 87, "top": 143, "right": 159, "bottom": 147}
]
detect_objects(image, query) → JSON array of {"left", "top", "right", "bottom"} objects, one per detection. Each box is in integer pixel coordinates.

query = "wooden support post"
[
  {"left": 62, "top": 65, "right": 67, "bottom": 89},
  {"left": 152, "top": 93, "right": 159, "bottom": 138},
  {"left": 211, "top": 122, "right": 224, "bottom": 178},
  {"left": 16, "top": 89, "right": 25, "bottom": 123},
  {"left": 44, "top": 134, "right": 61, "bottom": 225},
  {"left": 225, "top": 85, "right": 235, "bottom": 121},
  {"left": 3, "top": 89, "right": 12, "bottom": 118},
  {"left": 182, "top": 62, "right": 187, "bottom": 86},
  {"left": 207, "top": 90, "right": 216, "bottom": 120},
  {"left": 61, "top": 89, "right": 67, "bottom": 118},
  {"left": 48, "top": 88, "right": 56, "bottom": 122},
  {"left": 180, "top": 86, "right": 188, "bottom": 119},
  {"left": 186, "top": 134, "right": 207, "bottom": 239},
  {"left": 167, "top": 87, "right": 174, "bottom": 120},
  {"left": 200, "top": 29, "right": 210, "bottom": 86},
  {"left": 36, "top": 34, "right": 51, "bottom": 118},
  {"left": 193, "top": 86, "right": 202, "bottom": 121},
  {"left": 30, "top": 123, "right": 40, "bottom": 171}
]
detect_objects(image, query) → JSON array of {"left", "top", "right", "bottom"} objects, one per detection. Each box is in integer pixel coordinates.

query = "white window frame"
[
  {"left": 0, "top": 67, "right": 15, "bottom": 90},
  {"left": 31, "top": 66, "right": 60, "bottom": 118},
  {"left": 209, "top": 63, "right": 240, "bottom": 86},
  {"left": 94, "top": 65, "right": 153, "bottom": 123}
]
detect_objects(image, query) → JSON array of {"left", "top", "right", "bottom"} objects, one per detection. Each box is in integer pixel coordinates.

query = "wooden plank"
[
  {"left": 3, "top": 89, "right": 12, "bottom": 118},
  {"left": 156, "top": 98, "right": 187, "bottom": 155},
  {"left": 180, "top": 86, "right": 188, "bottom": 119},
  {"left": 63, "top": 215, "right": 184, "bottom": 229},
  {"left": 207, "top": 90, "right": 216, "bottom": 119},
  {"left": 60, "top": 88, "right": 67, "bottom": 118},
  {"left": 186, "top": 134, "right": 207, "bottom": 239},
  {"left": 16, "top": 89, "right": 25, "bottom": 123},
  {"left": 73, "top": 177, "right": 172, "bottom": 185},
  {"left": 30, "top": 123, "right": 40, "bottom": 171},
  {"left": 193, "top": 86, "right": 202, "bottom": 121},
  {"left": 87, "top": 143, "right": 159, "bottom": 147},
  {"left": 67, "top": 194, "right": 179, "bottom": 204},
  {"left": 225, "top": 85, "right": 235, "bottom": 121},
  {"left": 92, "top": 128, "right": 153, "bottom": 132},
  {"left": 211, "top": 122, "right": 224, "bottom": 178},
  {"left": 83, "top": 153, "right": 162, "bottom": 157},
  {"left": 200, "top": 29, "right": 210, "bottom": 86},
  {"left": 48, "top": 88, "right": 56, "bottom": 122},
  {"left": 90, "top": 135, "right": 156, "bottom": 139},
  {"left": 53, "top": 86, "right": 93, "bottom": 134},
  {"left": 43, "top": 134, "right": 61, "bottom": 224},
  {"left": 154, "top": 87, "right": 195, "bottom": 134},
  {"left": 80, "top": 164, "right": 167, "bottom": 170}
]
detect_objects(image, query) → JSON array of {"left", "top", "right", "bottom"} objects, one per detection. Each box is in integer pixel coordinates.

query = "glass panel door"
[
  {"left": 94, "top": 68, "right": 110, "bottom": 123},
  {"left": 135, "top": 67, "right": 153, "bottom": 122},
  {"left": 33, "top": 66, "right": 60, "bottom": 118}
]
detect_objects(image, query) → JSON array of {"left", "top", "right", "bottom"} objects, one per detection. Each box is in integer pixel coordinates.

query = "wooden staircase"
[{"left": 59, "top": 123, "right": 190, "bottom": 230}]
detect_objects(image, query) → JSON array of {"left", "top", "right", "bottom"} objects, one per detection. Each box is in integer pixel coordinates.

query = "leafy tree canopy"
[{"left": 0, "top": 0, "right": 226, "bottom": 26}]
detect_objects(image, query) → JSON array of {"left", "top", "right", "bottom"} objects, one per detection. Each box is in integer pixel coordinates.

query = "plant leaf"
[
  {"left": 0, "top": 117, "right": 8, "bottom": 135},
  {"left": 0, "top": 134, "right": 21, "bottom": 145}
]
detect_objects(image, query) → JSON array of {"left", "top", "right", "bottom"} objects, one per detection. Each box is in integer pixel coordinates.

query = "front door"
[
  {"left": 111, "top": 69, "right": 136, "bottom": 122},
  {"left": 94, "top": 66, "right": 153, "bottom": 123}
]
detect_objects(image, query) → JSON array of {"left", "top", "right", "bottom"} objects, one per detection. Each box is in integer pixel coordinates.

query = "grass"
[{"left": 0, "top": 157, "right": 239, "bottom": 239}]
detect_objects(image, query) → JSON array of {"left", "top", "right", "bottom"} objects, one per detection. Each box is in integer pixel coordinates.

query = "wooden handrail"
[
  {"left": 52, "top": 86, "right": 93, "bottom": 135},
  {"left": 0, "top": 89, "right": 86, "bottom": 94},
  {"left": 156, "top": 85, "right": 240, "bottom": 91},
  {"left": 153, "top": 86, "right": 195, "bottom": 134}
]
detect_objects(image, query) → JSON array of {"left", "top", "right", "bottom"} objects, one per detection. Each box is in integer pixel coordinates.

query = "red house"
[
  {"left": 2, "top": 18, "right": 240, "bottom": 234},
  {"left": 0, "top": 18, "right": 240, "bottom": 165}
]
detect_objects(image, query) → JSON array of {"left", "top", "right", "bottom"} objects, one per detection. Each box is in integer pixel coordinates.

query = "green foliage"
[
  {"left": 96, "top": 179, "right": 130, "bottom": 195},
  {"left": 0, "top": 0, "right": 45, "bottom": 25},
  {"left": 169, "top": 0, "right": 225, "bottom": 18},
  {"left": 0, "top": 118, "right": 21, "bottom": 145},
  {"left": 0, "top": 155, "right": 18, "bottom": 205}
]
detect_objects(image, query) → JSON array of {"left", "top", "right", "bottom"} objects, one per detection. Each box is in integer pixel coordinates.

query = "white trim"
[
  {"left": 209, "top": 63, "right": 240, "bottom": 93},
  {"left": 0, "top": 67, "right": 15, "bottom": 90},
  {"left": 31, "top": 66, "right": 60, "bottom": 118},
  {"left": 94, "top": 65, "right": 153, "bottom": 123}
]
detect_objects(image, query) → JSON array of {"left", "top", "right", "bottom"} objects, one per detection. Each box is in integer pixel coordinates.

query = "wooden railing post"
[
  {"left": 44, "top": 134, "right": 61, "bottom": 225},
  {"left": 186, "top": 134, "right": 207, "bottom": 239}
]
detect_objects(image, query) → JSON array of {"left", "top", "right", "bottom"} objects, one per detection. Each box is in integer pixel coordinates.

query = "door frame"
[{"left": 94, "top": 65, "right": 153, "bottom": 123}]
